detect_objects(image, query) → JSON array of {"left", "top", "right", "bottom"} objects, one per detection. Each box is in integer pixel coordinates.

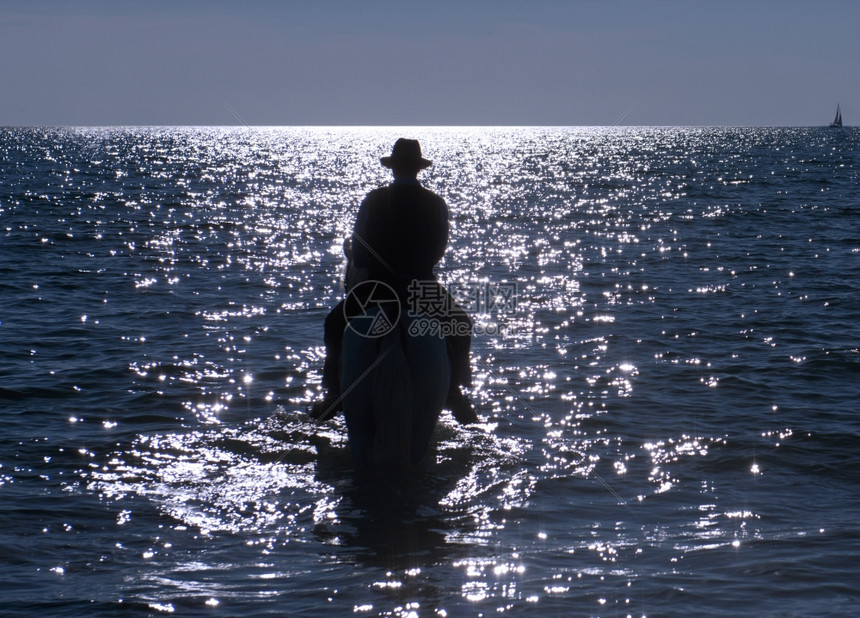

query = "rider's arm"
[
  {"left": 430, "top": 195, "right": 449, "bottom": 265},
  {"left": 351, "top": 195, "right": 373, "bottom": 269}
]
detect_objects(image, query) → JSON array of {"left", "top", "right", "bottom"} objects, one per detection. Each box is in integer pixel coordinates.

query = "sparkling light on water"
[{"left": 2, "top": 126, "right": 859, "bottom": 616}]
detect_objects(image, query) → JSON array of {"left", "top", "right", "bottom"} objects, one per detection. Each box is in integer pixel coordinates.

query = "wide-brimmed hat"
[{"left": 380, "top": 138, "right": 432, "bottom": 170}]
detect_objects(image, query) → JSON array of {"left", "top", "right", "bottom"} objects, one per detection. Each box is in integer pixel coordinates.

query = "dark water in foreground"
[{"left": 1, "top": 126, "right": 859, "bottom": 616}]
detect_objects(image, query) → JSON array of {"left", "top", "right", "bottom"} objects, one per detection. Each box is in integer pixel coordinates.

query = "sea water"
[{"left": 1, "top": 126, "right": 858, "bottom": 616}]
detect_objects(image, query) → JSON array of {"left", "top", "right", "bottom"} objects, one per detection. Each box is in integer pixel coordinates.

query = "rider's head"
[{"left": 380, "top": 138, "right": 432, "bottom": 179}]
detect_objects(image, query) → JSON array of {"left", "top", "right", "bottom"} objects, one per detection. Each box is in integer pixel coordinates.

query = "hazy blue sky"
[{"left": 2, "top": 0, "right": 857, "bottom": 126}]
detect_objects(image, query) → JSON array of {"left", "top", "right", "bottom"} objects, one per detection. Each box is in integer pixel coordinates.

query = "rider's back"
[{"left": 352, "top": 184, "right": 449, "bottom": 282}]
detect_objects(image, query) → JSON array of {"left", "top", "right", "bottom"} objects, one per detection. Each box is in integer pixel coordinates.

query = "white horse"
[{"left": 339, "top": 251, "right": 450, "bottom": 471}]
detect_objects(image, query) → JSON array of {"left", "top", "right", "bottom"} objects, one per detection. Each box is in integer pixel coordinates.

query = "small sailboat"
[{"left": 829, "top": 104, "right": 843, "bottom": 127}]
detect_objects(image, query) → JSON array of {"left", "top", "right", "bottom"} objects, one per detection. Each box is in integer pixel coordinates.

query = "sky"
[{"left": 1, "top": 0, "right": 858, "bottom": 127}]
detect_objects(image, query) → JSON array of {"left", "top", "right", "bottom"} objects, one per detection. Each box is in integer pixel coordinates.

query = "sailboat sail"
[{"left": 830, "top": 104, "right": 843, "bottom": 127}]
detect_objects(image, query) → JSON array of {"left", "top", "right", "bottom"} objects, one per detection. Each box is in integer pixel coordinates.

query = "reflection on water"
[
  {"left": 90, "top": 406, "right": 539, "bottom": 541},
  {"left": 90, "top": 403, "right": 550, "bottom": 614}
]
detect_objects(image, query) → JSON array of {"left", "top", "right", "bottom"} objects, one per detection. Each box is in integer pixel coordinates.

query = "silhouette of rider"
[{"left": 312, "top": 138, "right": 476, "bottom": 424}]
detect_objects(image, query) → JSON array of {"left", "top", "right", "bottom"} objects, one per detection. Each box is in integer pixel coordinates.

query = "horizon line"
[{"left": 1, "top": 123, "right": 852, "bottom": 130}]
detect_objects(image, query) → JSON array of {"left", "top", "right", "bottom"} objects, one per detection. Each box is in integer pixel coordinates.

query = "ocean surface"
[{"left": 1, "top": 126, "right": 858, "bottom": 617}]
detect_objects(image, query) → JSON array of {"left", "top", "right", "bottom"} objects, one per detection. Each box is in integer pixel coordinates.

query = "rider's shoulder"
[{"left": 359, "top": 186, "right": 390, "bottom": 207}]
